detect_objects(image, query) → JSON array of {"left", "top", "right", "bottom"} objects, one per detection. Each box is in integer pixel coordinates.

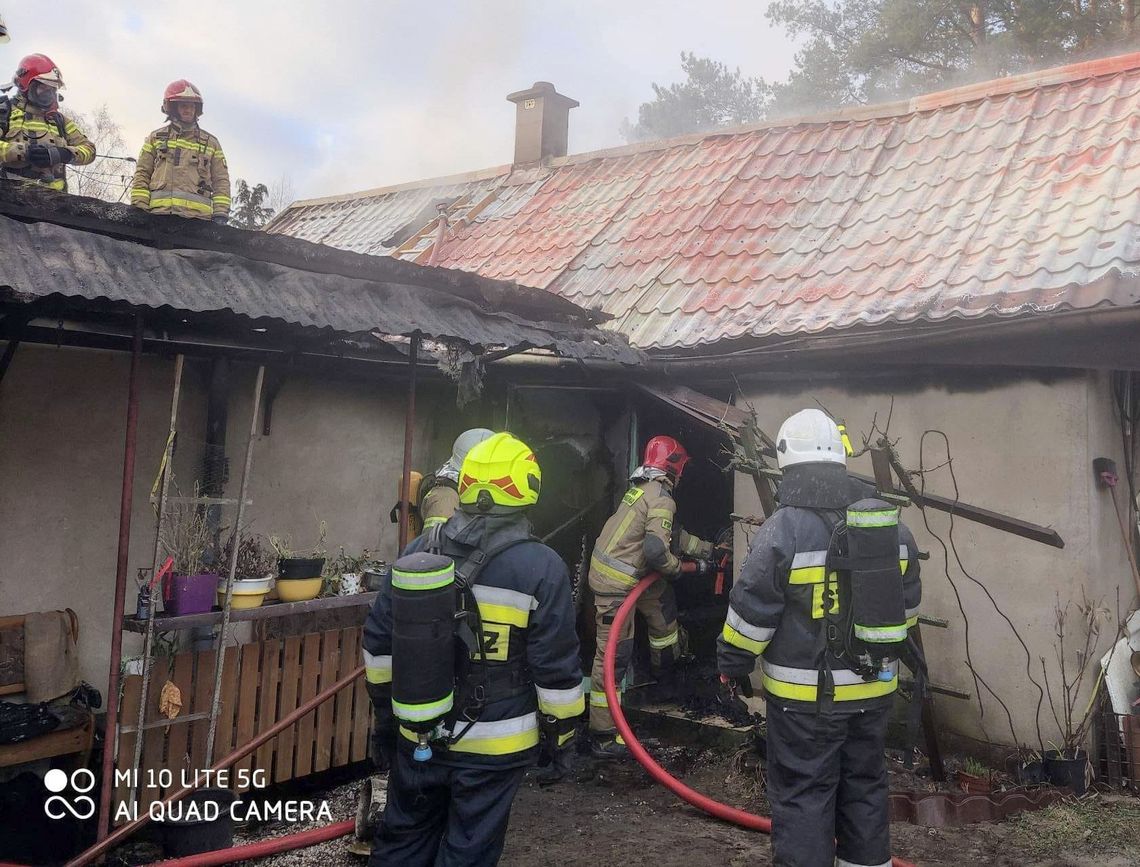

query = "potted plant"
[
  {"left": 324, "top": 548, "right": 376, "bottom": 597},
  {"left": 955, "top": 757, "right": 994, "bottom": 794},
  {"left": 219, "top": 532, "right": 275, "bottom": 609},
  {"left": 1040, "top": 589, "right": 1111, "bottom": 796},
  {"left": 270, "top": 522, "right": 327, "bottom": 601},
  {"left": 1008, "top": 747, "right": 1045, "bottom": 785},
  {"left": 159, "top": 493, "right": 218, "bottom": 616}
]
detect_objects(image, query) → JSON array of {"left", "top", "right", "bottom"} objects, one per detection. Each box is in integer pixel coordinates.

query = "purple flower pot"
[{"left": 166, "top": 572, "right": 219, "bottom": 616}]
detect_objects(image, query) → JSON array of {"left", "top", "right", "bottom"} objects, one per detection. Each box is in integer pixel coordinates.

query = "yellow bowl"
[
  {"left": 275, "top": 577, "right": 323, "bottom": 602},
  {"left": 219, "top": 588, "right": 269, "bottom": 609}
]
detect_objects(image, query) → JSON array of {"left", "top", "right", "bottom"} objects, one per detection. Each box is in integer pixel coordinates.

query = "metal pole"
[
  {"left": 66, "top": 664, "right": 365, "bottom": 867},
  {"left": 205, "top": 365, "right": 265, "bottom": 764},
  {"left": 398, "top": 336, "right": 419, "bottom": 550},
  {"left": 96, "top": 314, "right": 144, "bottom": 841},
  {"left": 128, "top": 354, "right": 184, "bottom": 809}
]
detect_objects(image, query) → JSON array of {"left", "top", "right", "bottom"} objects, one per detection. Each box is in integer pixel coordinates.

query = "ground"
[{"left": 230, "top": 744, "right": 1140, "bottom": 867}]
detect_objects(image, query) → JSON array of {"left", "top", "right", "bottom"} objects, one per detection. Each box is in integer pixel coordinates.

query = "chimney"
[{"left": 506, "top": 81, "right": 579, "bottom": 165}]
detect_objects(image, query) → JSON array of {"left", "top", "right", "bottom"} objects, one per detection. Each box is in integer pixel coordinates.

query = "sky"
[{"left": 3, "top": 2, "right": 798, "bottom": 205}]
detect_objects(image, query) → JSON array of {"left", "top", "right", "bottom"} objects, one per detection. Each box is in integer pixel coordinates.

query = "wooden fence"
[{"left": 114, "top": 626, "right": 371, "bottom": 819}]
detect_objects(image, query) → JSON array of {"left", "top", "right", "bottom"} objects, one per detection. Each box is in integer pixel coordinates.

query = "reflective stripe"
[
  {"left": 590, "top": 554, "right": 638, "bottom": 588},
  {"left": 536, "top": 684, "right": 585, "bottom": 719},
  {"left": 362, "top": 650, "right": 392, "bottom": 684},
  {"left": 604, "top": 506, "right": 640, "bottom": 554},
  {"left": 722, "top": 622, "right": 769, "bottom": 655},
  {"left": 212, "top": 195, "right": 231, "bottom": 203},
  {"left": 392, "top": 563, "right": 453, "bottom": 591},
  {"left": 142, "top": 138, "right": 221, "bottom": 156},
  {"left": 398, "top": 712, "right": 540, "bottom": 756},
  {"left": 648, "top": 628, "right": 679, "bottom": 650},
  {"left": 422, "top": 516, "right": 447, "bottom": 528},
  {"left": 811, "top": 583, "right": 839, "bottom": 619},
  {"left": 847, "top": 507, "right": 899, "bottom": 528},
  {"left": 590, "top": 689, "right": 618, "bottom": 708},
  {"left": 905, "top": 605, "right": 920, "bottom": 629},
  {"left": 557, "top": 730, "right": 575, "bottom": 746},
  {"left": 789, "top": 565, "right": 828, "bottom": 585},
  {"left": 392, "top": 692, "right": 454, "bottom": 723},
  {"left": 593, "top": 550, "right": 637, "bottom": 577},
  {"left": 473, "top": 585, "right": 536, "bottom": 628},
  {"left": 761, "top": 660, "right": 898, "bottom": 702},
  {"left": 855, "top": 623, "right": 908, "bottom": 643},
  {"left": 130, "top": 188, "right": 151, "bottom": 201},
  {"left": 725, "top": 606, "right": 775, "bottom": 643},
  {"left": 681, "top": 534, "right": 704, "bottom": 555},
  {"left": 647, "top": 508, "right": 673, "bottom": 521},
  {"left": 790, "top": 551, "right": 828, "bottom": 569},
  {"left": 147, "top": 195, "right": 213, "bottom": 215},
  {"left": 836, "top": 859, "right": 891, "bottom": 867}
]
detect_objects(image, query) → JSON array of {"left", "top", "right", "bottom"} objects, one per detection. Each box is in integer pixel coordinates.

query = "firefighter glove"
[
  {"left": 537, "top": 714, "right": 574, "bottom": 786},
  {"left": 716, "top": 673, "right": 753, "bottom": 719},
  {"left": 28, "top": 145, "right": 70, "bottom": 167}
]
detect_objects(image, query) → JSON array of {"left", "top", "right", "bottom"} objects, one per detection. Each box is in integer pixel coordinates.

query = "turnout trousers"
[
  {"left": 766, "top": 699, "right": 891, "bottom": 867},
  {"left": 588, "top": 578, "right": 682, "bottom": 733},
  {"left": 369, "top": 749, "right": 526, "bottom": 867}
]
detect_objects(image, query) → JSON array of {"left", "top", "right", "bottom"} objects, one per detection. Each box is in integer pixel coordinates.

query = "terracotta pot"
[{"left": 955, "top": 770, "right": 993, "bottom": 794}]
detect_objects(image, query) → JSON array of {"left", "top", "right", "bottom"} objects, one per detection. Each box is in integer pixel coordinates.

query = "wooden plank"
[
  {"left": 214, "top": 646, "right": 240, "bottom": 762},
  {"left": 314, "top": 630, "right": 340, "bottom": 773},
  {"left": 233, "top": 642, "right": 261, "bottom": 790},
  {"left": 254, "top": 639, "right": 282, "bottom": 781},
  {"left": 188, "top": 649, "right": 216, "bottom": 785},
  {"left": 332, "top": 627, "right": 355, "bottom": 768},
  {"left": 274, "top": 636, "right": 302, "bottom": 783},
  {"left": 122, "top": 592, "right": 378, "bottom": 633},
  {"left": 164, "top": 651, "right": 195, "bottom": 777},
  {"left": 140, "top": 658, "right": 171, "bottom": 811},
  {"left": 113, "top": 674, "right": 142, "bottom": 822},
  {"left": 294, "top": 632, "right": 322, "bottom": 778},
  {"left": 348, "top": 627, "right": 370, "bottom": 762}
]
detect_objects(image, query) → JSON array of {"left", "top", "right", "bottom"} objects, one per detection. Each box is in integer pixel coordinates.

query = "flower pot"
[
  {"left": 338, "top": 572, "right": 363, "bottom": 596},
  {"left": 165, "top": 572, "right": 219, "bottom": 616},
  {"left": 364, "top": 563, "right": 391, "bottom": 592},
  {"left": 219, "top": 578, "right": 272, "bottom": 610},
  {"left": 277, "top": 557, "right": 326, "bottom": 580},
  {"left": 155, "top": 787, "right": 236, "bottom": 857},
  {"left": 955, "top": 770, "right": 993, "bottom": 794},
  {"left": 1045, "top": 751, "right": 1088, "bottom": 795},
  {"left": 276, "top": 577, "right": 323, "bottom": 602}
]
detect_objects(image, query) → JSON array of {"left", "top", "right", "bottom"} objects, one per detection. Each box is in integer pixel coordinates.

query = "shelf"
[{"left": 122, "top": 591, "right": 378, "bottom": 633}]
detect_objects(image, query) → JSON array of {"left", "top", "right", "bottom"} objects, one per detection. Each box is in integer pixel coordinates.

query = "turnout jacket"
[
  {"left": 420, "top": 480, "right": 460, "bottom": 529},
  {"left": 718, "top": 504, "right": 921, "bottom": 709},
  {"left": 589, "top": 476, "right": 712, "bottom": 594},
  {"left": 0, "top": 96, "right": 95, "bottom": 191},
  {"left": 363, "top": 510, "right": 584, "bottom": 769},
  {"left": 131, "top": 121, "right": 230, "bottom": 219}
]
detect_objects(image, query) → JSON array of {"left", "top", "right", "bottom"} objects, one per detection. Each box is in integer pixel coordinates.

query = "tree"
[
  {"left": 765, "top": 0, "right": 1140, "bottom": 115},
  {"left": 622, "top": 52, "right": 769, "bottom": 142},
  {"left": 231, "top": 180, "right": 275, "bottom": 230},
  {"left": 67, "top": 104, "right": 133, "bottom": 203},
  {"left": 266, "top": 173, "right": 296, "bottom": 216}
]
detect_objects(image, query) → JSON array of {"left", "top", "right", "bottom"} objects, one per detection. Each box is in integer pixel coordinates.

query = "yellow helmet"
[{"left": 459, "top": 432, "right": 541, "bottom": 509}]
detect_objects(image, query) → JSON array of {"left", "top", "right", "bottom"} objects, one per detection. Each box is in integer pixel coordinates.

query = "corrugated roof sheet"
[
  {"left": 269, "top": 52, "right": 1140, "bottom": 350},
  {"left": 0, "top": 215, "right": 640, "bottom": 364}
]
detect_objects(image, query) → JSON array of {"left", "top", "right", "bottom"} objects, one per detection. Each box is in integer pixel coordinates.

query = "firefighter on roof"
[
  {"left": 1, "top": 54, "right": 95, "bottom": 192},
  {"left": 717, "top": 408, "right": 922, "bottom": 867},
  {"left": 363, "top": 432, "right": 583, "bottom": 866},
  {"left": 587, "top": 435, "right": 719, "bottom": 759},
  {"left": 131, "top": 80, "right": 230, "bottom": 222}
]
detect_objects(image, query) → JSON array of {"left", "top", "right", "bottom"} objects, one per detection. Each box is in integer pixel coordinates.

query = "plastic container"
[
  {"left": 166, "top": 573, "right": 220, "bottom": 616},
  {"left": 219, "top": 578, "right": 272, "bottom": 610},
  {"left": 1045, "top": 751, "right": 1088, "bottom": 795},
  {"left": 155, "top": 787, "right": 236, "bottom": 857},
  {"left": 276, "top": 577, "right": 323, "bottom": 602},
  {"left": 278, "top": 557, "right": 325, "bottom": 579}
]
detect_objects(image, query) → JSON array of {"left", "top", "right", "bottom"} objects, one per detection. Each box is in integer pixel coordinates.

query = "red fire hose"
[
  {"left": 602, "top": 571, "right": 915, "bottom": 867},
  {"left": 154, "top": 819, "right": 354, "bottom": 866}
]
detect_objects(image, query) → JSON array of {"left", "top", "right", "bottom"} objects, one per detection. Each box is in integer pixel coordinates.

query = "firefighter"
[
  {"left": 587, "top": 435, "right": 719, "bottom": 759},
  {"left": 420, "top": 428, "right": 495, "bottom": 530},
  {"left": 131, "top": 80, "right": 230, "bottom": 222},
  {"left": 0, "top": 54, "right": 95, "bottom": 192},
  {"left": 363, "top": 432, "right": 583, "bottom": 866},
  {"left": 717, "top": 409, "right": 922, "bottom": 867}
]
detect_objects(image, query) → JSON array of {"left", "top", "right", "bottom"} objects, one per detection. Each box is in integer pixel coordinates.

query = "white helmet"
[
  {"left": 776, "top": 409, "right": 846, "bottom": 469},
  {"left": 437, "top": 427, "right": 496, "bottom": 481}
]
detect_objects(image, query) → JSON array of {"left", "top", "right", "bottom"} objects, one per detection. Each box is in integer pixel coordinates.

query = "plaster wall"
[
  {"left": 734, "top": 370, "right": 1132, "bottom": 749},
  {"left": 0, "top": 344, "right": 440, "bottom": 699}
]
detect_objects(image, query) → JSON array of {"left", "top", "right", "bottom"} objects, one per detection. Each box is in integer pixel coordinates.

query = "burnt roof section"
[{"left": 0, "top": 183, "right": 640, "bottom": 365}]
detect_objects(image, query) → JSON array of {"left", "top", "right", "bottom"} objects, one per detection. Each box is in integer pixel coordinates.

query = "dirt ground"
[{"left": 233, "top": 743, "right": 1140, "bottom": 867}]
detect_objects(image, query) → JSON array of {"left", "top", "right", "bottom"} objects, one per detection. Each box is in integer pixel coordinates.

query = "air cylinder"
[
  {"left": 846, "top": 498, "right": 907, "bottom": 678},
  {"left": 391, "top": 552, "right": 455, "bottom": 759}
]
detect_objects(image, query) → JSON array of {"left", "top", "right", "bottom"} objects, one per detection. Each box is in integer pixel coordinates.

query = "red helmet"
[
  {"left": 642, "top": 435, "right": 690, "bottom": 481},
  {"left": 14, "top": 54, "right": 64, "bottom": 94},
  {"left": 162, "top": 79, "right": 203, "bottom": 119}
]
